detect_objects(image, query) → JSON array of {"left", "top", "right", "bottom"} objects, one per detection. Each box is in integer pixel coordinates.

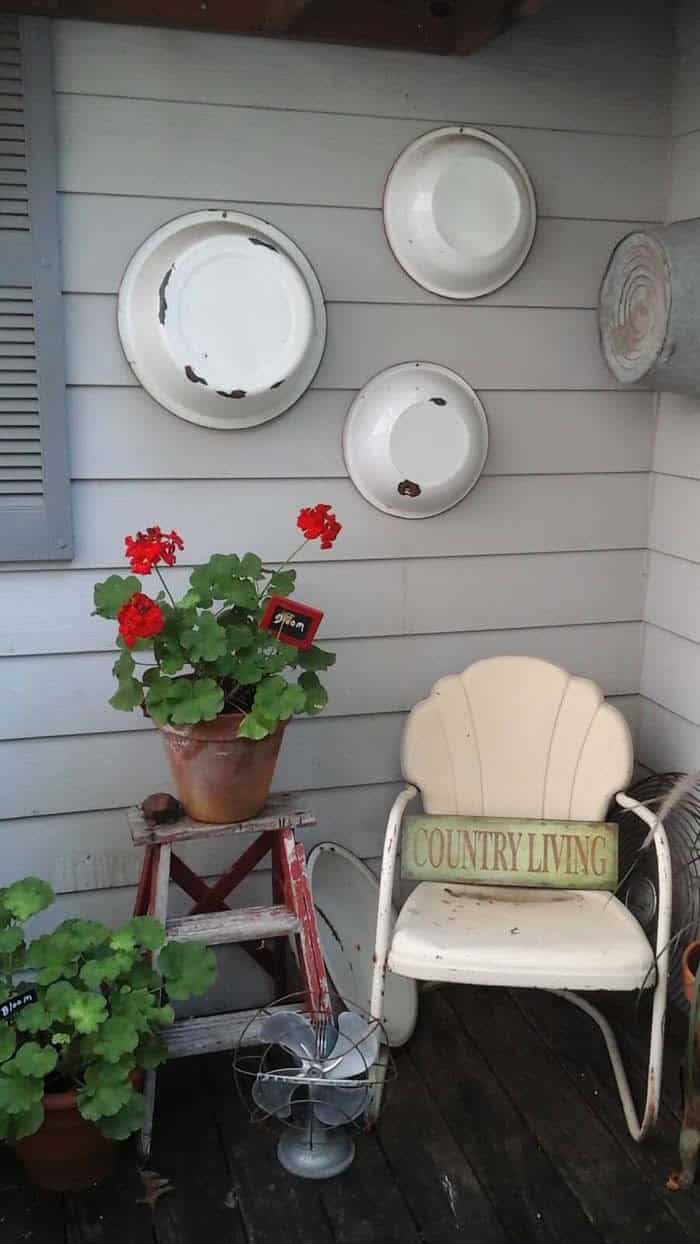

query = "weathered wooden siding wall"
[
  {"left": 639, "top": 1, "right": 700, "bottom": 772},
  {"left": 0, "top": 1, "right": 670, "bottom": 931}
]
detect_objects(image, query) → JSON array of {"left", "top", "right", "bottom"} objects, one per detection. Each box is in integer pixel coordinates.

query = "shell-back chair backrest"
[{"left": 402, "top": 656, "right": 633, "bottom": 822}]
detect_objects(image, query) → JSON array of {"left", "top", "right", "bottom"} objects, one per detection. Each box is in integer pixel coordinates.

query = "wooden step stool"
[{"left": 128, "top": 795, "right": 331, "bottom": 1158}]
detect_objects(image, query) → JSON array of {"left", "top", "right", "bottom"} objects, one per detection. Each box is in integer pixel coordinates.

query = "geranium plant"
[
  {"left": 0, "top": 878, "right": 215, "bottom": 1143},
  {"left": 93, "top": 505, "right": 341, "bottom": 738}
]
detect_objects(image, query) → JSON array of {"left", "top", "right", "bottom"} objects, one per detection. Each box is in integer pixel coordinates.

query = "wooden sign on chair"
[{"left": 401, "top": 816, "right": 619, "bottom": 891}]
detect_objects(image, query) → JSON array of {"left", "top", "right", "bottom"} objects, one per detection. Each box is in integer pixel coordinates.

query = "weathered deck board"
[
  {"left": 2, "top": 987, "right": 695, "bottom": 1244},
  {"left": 511, "top": 989, "right": 700, "bottom": 1240},
  {"left": 449, "top": 987, "right": 689, "bottom": 1244}
]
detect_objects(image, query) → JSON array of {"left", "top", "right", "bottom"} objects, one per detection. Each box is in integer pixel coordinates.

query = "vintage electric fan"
[{"left": 235, "top": 1005, "right": 384, "bottom": 1178}]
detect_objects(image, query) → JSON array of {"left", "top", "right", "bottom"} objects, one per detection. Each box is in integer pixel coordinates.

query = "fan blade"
[
  {"left": 324, "top": 1011, "right": 379, "bottom": 1079},
  {"left": 258, "top": 1010, "right": 317, "bottom": 1060},
  {"left": 252, "top": 1068, "right": 303, "bottom": 1119},
  {"left": 313, "top": 1082, "right": 369, "bottom": 1126}
]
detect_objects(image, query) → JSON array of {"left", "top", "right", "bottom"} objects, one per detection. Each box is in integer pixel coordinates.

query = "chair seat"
[{"left": 388, "top": 883, "right": 655, "bottom": 991}]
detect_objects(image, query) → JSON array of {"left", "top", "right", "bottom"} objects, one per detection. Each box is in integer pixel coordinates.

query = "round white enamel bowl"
[
  {"left": 384, "top": 126, "right": 537, "bottom": 299},
  {"left": 117, "top": 210, "right": 326, "bottom": 429},
  {"left": 343, "top": 362, "right": 489, "bottom": 518},
  {"left": 306, "top": 842, "right": 418, "bottom": 1048}
]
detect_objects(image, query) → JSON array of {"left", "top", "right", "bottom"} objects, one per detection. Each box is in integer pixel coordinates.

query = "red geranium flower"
[
  {"left": 297, "top": 504, "right": 342, "bottom": 550},
  {"left": 117, "top": 593, "right": 165, "bottom": 648},
  {"left": 124, "top": 526, "right": 184, "bottom": 575}
]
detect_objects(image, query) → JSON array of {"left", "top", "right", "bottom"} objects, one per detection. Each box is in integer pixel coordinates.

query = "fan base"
[{"left": 277, "top": 1126, "right": 356, "bottom": 1179}]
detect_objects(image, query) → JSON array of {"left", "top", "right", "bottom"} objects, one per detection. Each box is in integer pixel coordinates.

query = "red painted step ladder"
[{"left": 128, "top": 795, "right": 331, "bottom": 1157}]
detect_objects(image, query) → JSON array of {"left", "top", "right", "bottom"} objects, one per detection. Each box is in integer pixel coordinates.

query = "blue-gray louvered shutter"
[{"left": 0, "top": 15, "right": 72, "bottom": 561}]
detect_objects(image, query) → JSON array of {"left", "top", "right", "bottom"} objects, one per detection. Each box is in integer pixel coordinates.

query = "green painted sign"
[{"left": 401, "top": 815, "right": 618, "bottom": 891}]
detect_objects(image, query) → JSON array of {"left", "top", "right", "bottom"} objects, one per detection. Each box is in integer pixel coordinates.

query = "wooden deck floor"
[{"left": 2, "top": 986, "right": 698, "bottom": 1244}]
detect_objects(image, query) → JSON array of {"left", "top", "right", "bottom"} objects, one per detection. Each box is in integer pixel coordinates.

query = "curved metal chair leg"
[
  {"left": 365, "top": 1044, "right": 390, "bottom": 1131},
  {"left": 551, "top": 986, "right": 665, "bottom": 1142}
]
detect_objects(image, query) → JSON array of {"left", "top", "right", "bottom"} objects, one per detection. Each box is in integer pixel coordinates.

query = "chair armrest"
[
  {"left": 370, "top": 784, "right": 418, "bottom": 1022},
  {"left": 615, "top": 791, "right": 672, "bottom": 974}
]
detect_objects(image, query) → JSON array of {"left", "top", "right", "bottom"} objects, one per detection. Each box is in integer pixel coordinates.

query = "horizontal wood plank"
[
  {"left": 670, "top": 131, "right": 700, "bottom": 220},
  {"left": 0, "top": 783, "right": 400, "bottom": 893},
  {"left": 66, "top": 387, "right": 654, "bottom": 480},
  {"left": 0, "top": 623, "right": 642, "bottom": 741},
  {"left": 652, "top": 392, "right": 700, "bottom": 478},
  {"left": 55, "top": 95, "right": 666, "bottom": 220},
  {"left": 0, "top": 550, "right": 646, "bottom": 656},
  {"left": 640, "top": 623, "right": 700, "bottom": 726},
  {"left": 649, "top": 472, "right": 700, "bottom": 564},
  {"left": 59, "top": 194, "right": 644, "bottom": 309},
  {"left": 63, "top": 476, "right": 648, "bottom": 568},
  {"left": 129, "top": 798, "right": 315, "bottom": 845},
  {"left": 63, "top": 296, "right": 630, "bottom": 391},
  {"left": 638, "top": 697, "right": 700, "bottom": 775},
  {"left": 52, "top": 8, "right": 670, "bottom": 135},
  {"left": 0, "top": 697, "right": 639, "bottom": 820},
  {"left": 166, "top": 905, "right": 300, "bottom": 945},
  {"left": 644, "top": 551, "right": 700, "bottom": 645}
]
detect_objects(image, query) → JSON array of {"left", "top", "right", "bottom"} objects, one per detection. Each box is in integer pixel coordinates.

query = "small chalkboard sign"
[
  {"left": 0, "top": 988, "right": 37, "bottom": 1022},
  {"left": 259, "top": 596, "right": 323, "bottom": 650}
]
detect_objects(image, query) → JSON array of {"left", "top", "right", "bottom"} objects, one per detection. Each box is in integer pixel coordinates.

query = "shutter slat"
[
  {"left": 0, "top": 370, "right": 38, "bottom": 383},
  {"left": 0, "top": 409, "right": 40, "bottom": 421},
  {"left": 0, "top": 453, "right": 41, "bottom": 468},
  {"left": 0, "top": 438, "right": 40, "bottom": 451},
  {"left": 0, "top": 481, "right": 42, "bottom": 494}
]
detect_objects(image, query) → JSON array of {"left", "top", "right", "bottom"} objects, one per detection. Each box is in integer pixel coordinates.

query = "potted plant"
[
  {"left": 93, "top": 504, "right": 341, "bottom": 823},
  {"left": 0, "top": 877, "right": 215, "bottom": 1191}
]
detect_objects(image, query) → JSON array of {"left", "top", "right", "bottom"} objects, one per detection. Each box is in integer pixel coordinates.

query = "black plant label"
[{"left": 0, "top": 988, "right": 37, "bottom": 1022}]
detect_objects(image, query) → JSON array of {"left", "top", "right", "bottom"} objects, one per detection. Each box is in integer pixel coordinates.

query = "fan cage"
[
  {"left": 233, "top": 991, "right": 396, "bottom": 1135},
  {"left": 612, "top": 771, "right": 700, "bottom": 1011}
]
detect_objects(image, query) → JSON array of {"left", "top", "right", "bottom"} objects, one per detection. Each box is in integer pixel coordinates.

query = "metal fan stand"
[{"left": 234, "top": 995, "right": 394, "bottom": 1179}]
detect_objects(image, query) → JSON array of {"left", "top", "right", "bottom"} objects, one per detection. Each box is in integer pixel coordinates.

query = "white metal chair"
[{"left": 370, "top": 656, "right": 672, "bottom": 1140}]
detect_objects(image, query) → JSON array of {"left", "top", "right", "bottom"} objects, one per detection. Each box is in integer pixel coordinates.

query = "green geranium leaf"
[
  {"left": 298, "top": 670, "right": 328, "bottom": 715},
  {"left": 180, "top": 612, "right": 228, "bottom": 664},
  {"left": 253, "top": 675, "right": 305, "bottom": 722},
  {"left": 3, "top": 877, "right": 54, "bottom": 921},
  {"left": 80, "top": 951, "right": 134, "bottom": 989},
  {"left": 110, "top": 650, "right": 143, "bottom": 711},
  {"left": 266, "top": 569, "right": 296, "bottom": 596},
  {"left": 0, "top": 926, "right": 24, "bottom": 956},
  {"left": 189, "top": 555, "right": 241, "bottom": 607},
  {"left": 296, "top": 645, "right": 336, "bottom": 672},
  {"left": 144, "top": 673, "right": 181, "bottom": 725},
  {"left": 0, "top": 1073, "right": 44, "bottom": 1115},
  {"left": 126, "top": 961, "right": 162, "bottom": 992},
  {"left": 77, "top": 1061, "right": 134, "bottom": 1121},
  {"left": 234, "top": 656, "right": 265, "bottom": 685},
  {"left": 15, "top": 1002, "right": 50, "bottom": 1035},
  {"left": 0, "top": 1025, "right": 16, "bottom": 1062},
  {"left": 159, "top": 942, "right": 216, "bottom": 1001},
  {"left": 224, "top": 580, "right": 258, "bottom": 609},
  {"left": 13, "top": 1100, "right": 44, "bottom": 1140},
  {"left": 177, "top": 589, "right": 201, "bottom": 610},
  {"left": 59, "top": 919, "right": 111, "bottom": 950},
  {"left": 91, "top": 1016, "right": 140, "bottom": 1064},
  {"left": 239, "top": 552, "right": 263, "bottom": 580},
  {"left": 237, "top": 713, "right": 273, "bottom": 740},
  {"left": 111, "top": 916, "right": 166, "bottom": 954},
  {"left": 111, "top": 987, "right": 162, "bottom": 1033},
  {"left": 153, "top": 630, "right": 187, "bottom": 676},
  {"left": 93, "top": 574, "right": 142, "bottom": 619},
  {"left": 45, "top": 980, "right": 81, "bottom": 1021},
  {"left": 51, "top": 1032, "right": 72, "bottom": 1047},
  {"left": 14, "top": 1041, "right": 58, "bottom": 1079},
  {"left": 98, "top": 1089, "right": 145, "bottom": 1140},
  {"left": 170, "top": 678, "right": 224, "bottom": 726},
  {"left": 224, "top": 622, "right": 255, "bottom": 651},
  {"left": 67, "top": 991, "right": 108, "bottom": 1035}
]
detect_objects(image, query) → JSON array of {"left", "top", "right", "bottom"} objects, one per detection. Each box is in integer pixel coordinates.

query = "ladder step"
[
  {"left": 165, "top": 904, "right": 300, "bottom": 946},
  {"left": 164, "top": 1004, "right": 308, "bottom": 1057}
]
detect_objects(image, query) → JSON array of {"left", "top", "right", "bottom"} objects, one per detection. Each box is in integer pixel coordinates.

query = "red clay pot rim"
[
  {"left": 161, "top": 715, "right": 285, "bottom": 741},
  {"left": 40, "top": 1070, "right": 142, "bottom": 1113}
]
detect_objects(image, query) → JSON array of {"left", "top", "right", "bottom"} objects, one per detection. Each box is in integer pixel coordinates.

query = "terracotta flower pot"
[
  {"left": 14, "top": 1088, "right": 117, "bottom": 1192},
  {"left": 681, "top": 940, "right": 700, "bottom": 1007},
  {"left": 160, "top": 713, "right": 285, "bottom": 823}
]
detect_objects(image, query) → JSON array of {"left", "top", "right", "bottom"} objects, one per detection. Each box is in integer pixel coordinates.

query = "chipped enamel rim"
[
  {"left": 383, "top": 125, "right": 537, "bottom": 299},
  {"left": 343, "top": 362, "right": 489, "bottom": 518},
  {"left": 307, "top": 841, "right": 418, "bottom": 1048},
  {"left": 117, "top": 209, "right": 327, "bottom": 429}
]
